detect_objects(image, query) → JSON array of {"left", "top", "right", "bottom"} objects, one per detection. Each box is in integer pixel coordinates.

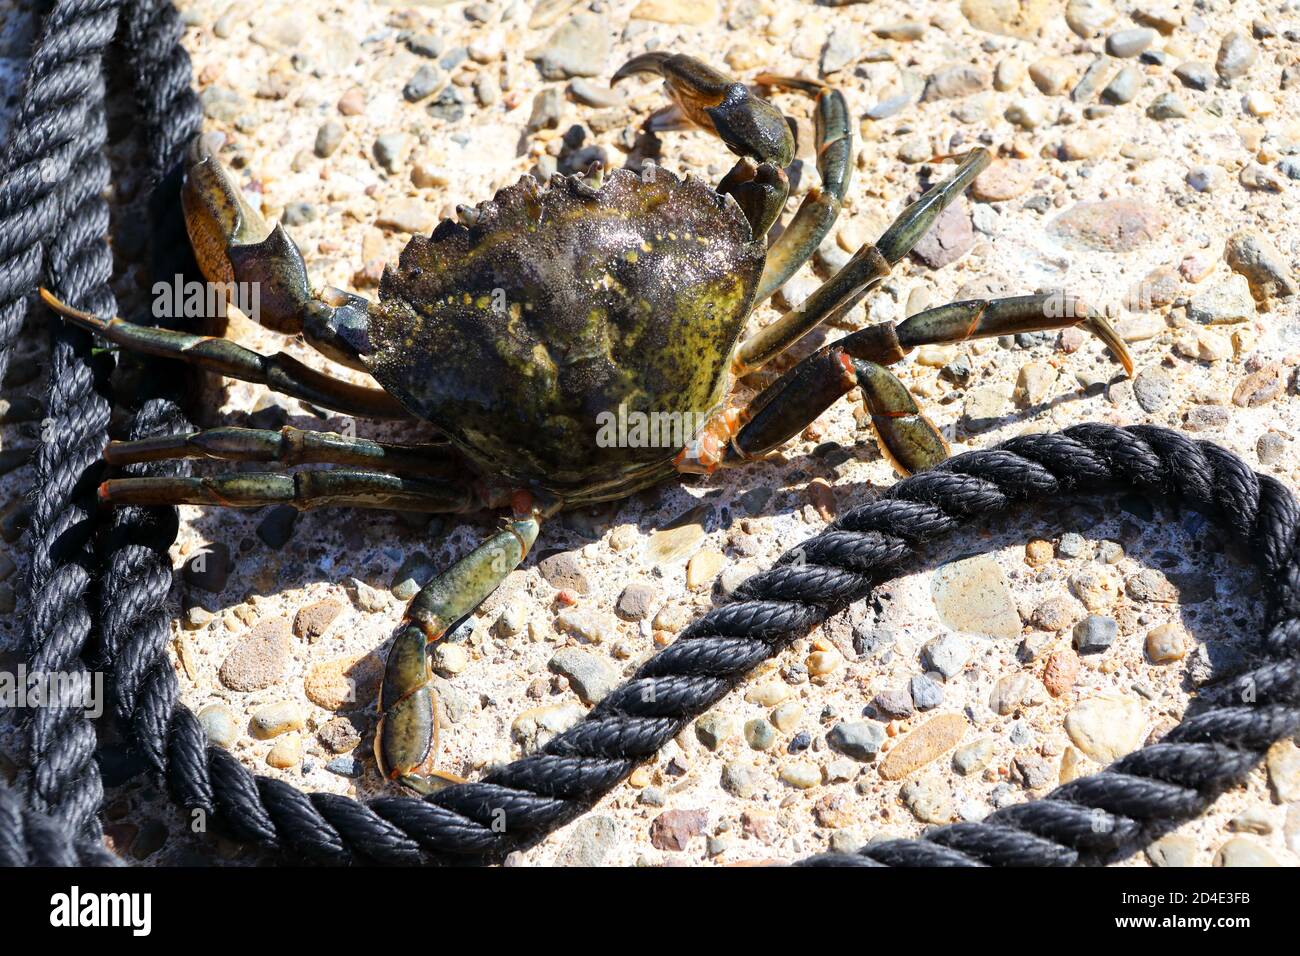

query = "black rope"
[{"left": 1, "top": 2, "right": 1297, "bottom": 867}]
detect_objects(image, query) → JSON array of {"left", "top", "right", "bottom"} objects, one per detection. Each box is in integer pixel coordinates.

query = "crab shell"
[{"left": 364, "top": 167, "right": 766, "bottom": 504}]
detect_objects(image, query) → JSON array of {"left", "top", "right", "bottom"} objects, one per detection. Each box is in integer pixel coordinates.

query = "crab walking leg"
[
  {"left": 683, "top": 291, "right": 1135, "bottom": 475},
  {"left": 97, "top": 469, "right": 475, "bottom": 512},
  {"left": 377, "top": 505, "right": 542, "bottom": 794},
  {"left": 751, "top": 75, "right": 853, "bottom": 304},
  {"left": 105, "top": 425, "right": 460, "bottom": 478},
  {"left": 732, "top": 149, "right": 992, "bottom": 375},
  {"left": 40, "top": 289, "right": 410, "bottom": 420}
]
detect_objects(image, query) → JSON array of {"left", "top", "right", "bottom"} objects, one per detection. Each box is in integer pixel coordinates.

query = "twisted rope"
[{"left": 99, "top": 424, "right": 1300, "bottom": 866}]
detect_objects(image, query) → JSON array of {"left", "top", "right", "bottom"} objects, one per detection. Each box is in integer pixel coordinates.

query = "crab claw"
[{"left": 613, "top": 52, "right": 795, "bottom": 169}]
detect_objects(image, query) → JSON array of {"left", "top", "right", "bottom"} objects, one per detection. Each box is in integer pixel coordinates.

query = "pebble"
[
  {"left": 827, "top": 720, "right": 886, "bottom": 761},
  {"left": 1124, "top": 569, "right": 1178, "bottom": 603},
  {"left": 1146, "top": 834, "right": 1197, "bottom": 867},
  {"left": 1064, "top": 694, "right": 1144, "bottom": 763},
  {"left": 872, "top": 687, "right": 915, "bottom": 719},
  {"left": 1043, "top": 648, "right": 1080, "bottom": 696},
  {"left": 1106, "top": 28, "right": 1155, "bottom": 58},
  {"left": 1031, "top": 595, "right": 1081, "bottom": 631},
  {"left": 183, "top": 542, "right": 231, "bottom": 593},
  {"left": 250, "top": 701, "right": 304, "bottom": 739},
  {"left": 821, "top": 31, "right": 858, "bottom": 75},
  {"left": 1145, "top": 623, "right": 1185, "bottom": 663},
  {"left": 303, "top": 652, "right": 382, "bottom": 710},
  {"left": 780, "top": 761, "right": 821, "bottom": 789},
  {"left": 1066, "top": 0, "right": 1114, "bottom": 38},
  {"left": 293, "top": 599, "right": 342, "bottom": 642},
  {"left": 1048, "top": 200, "right": 1166, "bottom": 253},
  {"left": 528, "top": 13, "right": 609, "bottom": 80},
  {"left": 953, "top": 737, "right": 995, "bottom": 775},
  {"left": 556, "top": 815, "right": 617, "bottom": 866},
  {"left": 198, "top": 703, "right": 237, "bottom": 749},
  {"left": 921, "top": 634, "right": 969, "bottom": 680},
  {"left": 1072, "top": 614, "right": 1118, "bottom": 654},
  {"left": 1005, "top": 100, "right": 1047, "bottom": 130},
  {"left": 266, "top": 735, "right": 301, "bottom": 769},
  {"left": 880, "top": 713, "right": 967, "bottom": 780},
  {"left": 1233, "top": 363, "right": 1287, "bottom": 408},
  {"left": 1239, "top": 164, "right": 1284, "bottom": 193},
  {"left": 512, "top": 702, "right": 585, "bottom": 755},
  {"left": 649, "top": 808, "right": 707, "bottom": 851},
  {"left": 1257, "top": 432, "right": 1289, "bottom": 466},
  {"left": 900, "top": 774, "right": 953, "bottom": 823},
  {"left": 402, "top": 65, "right": 443, "bottom": 103},
  {"left": 390, "top": 552, "right": 436, "bottom": 601},
  {"left": 1102, "top": 64, "right": 1142, "bottom": 104},
  {"left": 1173, "top": 61, "right": 1213, "bottom": 91},
  {"left": 910, "top": 674, "right": 943, "bottom": 711},
  {"left": 1146, "top": 92, "right": 1189, "bottom": 120},
  {"left": 1068, "top": 566, "right": 1120, "bottom": 611},
  {"left": 219, "top": 617, "right": 292, "bottom": 691},
  {"left": 547, "top": 647, "right": 616, "bottom": 704},
  {"left": 1014, "top": 361, "right": 1056, "bottom": 405},
  {"left": 1224, "top": 230, "right": 1297, "bottom": 302},
  {"left": 433, "top": 643, "right": 468, "bottom": 677},
  {"left": 1215, "top": 32, "right": 1256, "bottom": 82},
  {"left": 994, "top": 57, "right": 1025, "bottom": 91},
  {"left": 745, "top": 718, "right": 777, "bottom": 751},
  {"left": 971, "top": 159, "right": 1031, "bottom": 201},
  {"left": 721, "top": 761, "right": 758, "bottom": 798},
  {"left": 1015, "top": 753, "right": 1054, "bottom": 790},
  {"left": 990, "top": 672, "right": 1046, "bottom": 715},
  {"left": 923, "top": 65, "right": 991, "bottom": 100},
  {"left": 1214, "top": 838, "right": 1277, "bottom": 867},
  {"left": 614, "top": 582, "right": 657, "bottom": 620},
  {"left": 1187, "top": 275, "right": 1256, "bottom": 325},
  {"left": 555, "top": 607, "right": 617, "bottom": 644},
  {"left": 1028, "top": 57, "right": 1075, "bottom": 95},
  {"left": 961, "top": 0, "right": 1053, "bottom": 39},
  {"left": 1186, "top": 165, "right": 1224, "bottom": 193},
  {"left": 318, "top": 716, "right": 362, "bottom": 754},
  {"left": 537, "top": 551, "right": 590, "bottom": 594},
  {"left": 1266, "top": 740, "right": 1300, "bottom": 802},
  {"left": 1071, "top": 57, "right": 1112, "bottom": 103},
  {"left": 931, "top": 553, "right": 1021, "bottom": 639}
]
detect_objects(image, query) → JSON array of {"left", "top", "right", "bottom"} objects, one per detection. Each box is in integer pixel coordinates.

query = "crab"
[{"left": 43, "top": 54, "right": 1132, "bottom": 794}]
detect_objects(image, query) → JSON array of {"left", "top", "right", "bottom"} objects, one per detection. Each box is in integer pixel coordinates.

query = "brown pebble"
[
  {"left": 879, "top": 713, "right": 967, "bottom": 780},
  {"left": 1043, "top": 648, "right": 1080, "bottom": 697},
  {"left": 304, "top": 652, "right": 384, "bottom": 711},
  {"left": 218, "top": 617, "right": 292, "bottom": 691},
  {"left": 293, "top": 598, "right": 344, "bottom": 641}
]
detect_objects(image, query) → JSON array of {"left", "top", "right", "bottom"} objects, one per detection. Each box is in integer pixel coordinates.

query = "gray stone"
[
  {"left": 528, "top": 13, "right": 609, "bottom": 80},
  {"left": 744, "top": 718, "right": 777, "bottom": 750},
  {"left": 931, "top": 553, "right": 1020, "bottom": 639},
  {"left": 402, "top": 65, "right": 443, "bottom": 102},
  {"left": 900, "top": 774, "right": 953, "bottom": 823},
  {"left": 1073, "top": 614, "right": 1118, "bottom": 653},
  {"left": 390, "top": 552, "right": 435, "bottom": 600},
  {"left": 953, "top": 737, "right": 995, "bottom": 775},
  {"left": 721, "top": 761, "right": 758, "bottom": 798},
  {"left": 921, "top": 633, "right": 969, "bottom": 680},
  {"left": 923, "top": 64, "right": 991, "bottom": 100},
  {"left": 1173, "top": 60, "right": 1213, "bottom": 91},
  {"left": 1146, "top": 833, "right": 1197, "bottom": 867},
  {"left": 1214, "top": 838, "right": 1277, "bottom": 867},
  {"left": 1224, "top": 230, "right": 1297, "bottom": 302},
  {"left": 1146, "top": 92, "right": 1189, "bottom": 119},
  {"left": 694, "top": 712, "right": 735, "bottom": 751},
  {"left": 871, "top": 687, "right": 915, "bottom": 719},
  {"left": 910, "top": 674, "right": 943, "bottom": 710},
  {"left": 827, "top": 720, "right": 887, "bottom": 761},
  {"left": 548, "top": 647, "right": 619, "bottom": 704},
  {"left": 614, "top": 582, "right": 657, "bottom": 620},
  {"left": 372, "top": 133, "right": 407, "bottom": 174},
  {"left": 1106, "top": 28, "right": 1155, "bottom": 57},
  {"left": 1102, "top": 64, "right": 1142, "bottom": 104},
  {"left": 821, "top": 30, "right": 858, "bottom": 75},
  {"left": 989, "top": 672, "right": 1046, "bottom": 715},
  {"left": 1188, "top": 275, "right": 1256, "bottom": 325},
  {"left": 1216, "top": 32, "right": 1256, "bottom": 81},
  {"left": 314, "top": 120, "right": 344, "bottom": 158},
  {"left": 555, "top": 814, "right": 617, "bottom": 865},
  {"left": 537, "top": 550, "right": 590, "bottom": 593}
]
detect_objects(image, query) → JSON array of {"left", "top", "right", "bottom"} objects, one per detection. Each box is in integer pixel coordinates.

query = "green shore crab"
[{"left": 44, "top": 54, "right": 1132, "bottom": 792}]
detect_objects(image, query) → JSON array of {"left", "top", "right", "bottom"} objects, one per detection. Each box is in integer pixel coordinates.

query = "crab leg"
[
  {"left": 751, "top": 75, "right": 853, "bottom": 303},
  {"left": 39, "top": 290, "right": 409, "bottom": 420},
  {"left": 733, "top": 149, "right": 992, "bottom": 375},
  {"left": 104, "top": 425, "right": 460, "bottom": 477},
  {"left": 377, "top": 498, "right": 543, "bottom": 794},
  {"left": 680, "top": 292, "right": 1133, "bottom": 475},
  {"left": 97, "top": 469, "right": 474, "bottom": 512}
]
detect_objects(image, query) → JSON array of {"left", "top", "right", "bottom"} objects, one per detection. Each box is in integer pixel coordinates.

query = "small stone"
[
  {"left": 971, "top": 159, "right": 1032, "bottom": 202},
  {"left": 1188, "top": 274, "right": 1255, "bottom": 325},
  {"left": 1028, "top": 57, "right": 1075, "bottom": 95},
  {"left": 1146, "top": 834, "right": 1197, "bottom": 867},
  {"left": 250, "top": 701, "right": 304, "bottom": 739},
  {"left": 685, "top": 548, "right": 725, "bottom": 589},
  {"left": 183, "top": 542, "right": 231, "bottom": 593},
  {"left": 198, "top": 703, "right": 237, "bottom": 748},
  {"left": 303, "top": 652, "right": 383, "bottom": 711},
  {"left": 901, "top": 773, "right": 953, "bottom": 823},
  {"left": 1066, "top": 0, "right": 1114, "bottom": 38},
  {"left": 1233, "top": 363, "right": 1287, "bottom": 408},
  {"left": 1124, "top": 569, "right": 1178, "bottom": 603},
  {"left": 537, "top": 551, "right": 590, "bottom": 594},
  {"left": 1065, "top": 694, "right": 1144, "bottom": 763},
  {"left": 1043, "top": 649, "right": 1080, "bottom": 696},
  {"left": 921, "top": 634, "right": 969, "bottom": 680},
  {"left": 648, "top": 807, "right": 707, "bottom": 851},
  {"left": 1244, "top": 90, "right": 1274, "bottom": 117},
  {"left": 872, "top": 687, "right": 915, "bottom": 719},
  {"left": 745, "top": 718, "right": 777, "bottom": 751},
  {"left": 1132, "top": 366, "right": 1171, "bottom": 413},
  {"left": 1224, "top": 230, "right": 1297, "bottom": 302},
  {"left": 266, "top": 735, "right": 301, "bottom": 769},
  {"left": 880, "top": 713, "right": 967, "bottom": 780},
  {"left": 318, "top": 716, "right": 362, "bottom": 754},
  {"left": 827, "top": 720, "right": 886, "bottom": 761},
  {"left": 350, "top": 578, "right": 387, "bottom": 613},
  {"left": 989, "top": 672, "right": 1046, "bottom": 715},
  {"left": 527, "top": 12, "right": 609, "bottom": 80},
  {"left": 402, "top": 65, "right": 443, "bottom": 103},
  {"left": 433, "top": 643, "right": 468, "bottom": 677},
  {"left": 961, "top": 0, "right": 1053, "bottom": 39},
  {"left": 910, "top": 674, "right": 943, "bottom": 711},
  {"left": 721, "top": 761, "right": 758, "bottom": 798},
  {"left": 962, "top": 384, "right": 1009, "bottom": 431},
  {"left": 219, "top": 617, "right": 292, "bottom": 691},
  {"left": 1102, "top": 64, "right": 1142, "bottom": 104},
  {"left": 1144, "top": 623, "right": 1185, "bottom": 663},
  {"left": 931, "top": 553, "right": 1020, "bottom": 639},
  {"left": 923, "top": 64, "right": 991, "bottom": 100},
  {"left": 780, "top": 761, "right": 821, "bottom": 789},
  {"left": 555, "top": 814, "right": 617, "bottom": 866},
  {"left": 820, "top": 30, "right": 858, "bottom": 76},
  {"left": 389, "top": 553, "right": 435, "bottom": 601},
  {"left": 953, "top": 737, "right": 995, "bottom": 775},
  {"left": 910, "top": 201, "right": 974, "bottom": 269},
  {"left": 1215, "top": 32, "right": 1256, "bottom": 82},
  {"left": 1257, "top": 432, "right": 1289, "bottom": 466},
  {"left": 994, "top": 57, "right": 1025, "bottom": 91},
  {"left": 1014, "top": 361, "right": 1056, "bottom": 406},
  {"left": 1005, "top": 99, "right": 1047, "bottom": 130},
  {"left": 1071, "top": 57, "right": 1113, "bottom": 103},
  {"left": 1014, "top": 753, "right": 1053, "bottom": 789},
  {"left": 1214, "top": 838, "right": 1277, "bottom": 867},
  {"left": 1068, "top": 566, "right": 1120, "bottom": 611},
  {"left": 1173, "top": 61, "right": 1213, "bottom": 91},
  {"left": 1025, "top": 539, "right": 1053, "bottom": 567},
  {"left": 547, "top": 648, "right": 617, "bottom": 704},
  {"left": 614, "top": 582, "right": 657, "bottom": 621},
  {"left": 294, "top": 599, "right": 342, "bottom": 642},
  {"left": 512, "top": 702, "right": 585, "bottom": 755},
  {"left": 1049, "top": 200, "right": 1166, "bottom": 253},
  {"left": 1146, "top": 92, "right": 1189, "bottom": 120},
  {"left": 1106, "top": 28, "right": 1155, "bottom": 57},
  {"left": 1240, "top": 164, "right": 1284, "bottom": 193},
  {"left": 555, "top": 607, "right": 617, "bottom": 644},
  {"left": 1072, "top": 614, "right": 1118, "bottom": 654}
]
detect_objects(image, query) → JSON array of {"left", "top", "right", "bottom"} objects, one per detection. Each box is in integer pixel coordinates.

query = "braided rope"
[{"left": 102, "top": 424, "right": 1300, "bottom": 866}]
